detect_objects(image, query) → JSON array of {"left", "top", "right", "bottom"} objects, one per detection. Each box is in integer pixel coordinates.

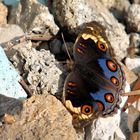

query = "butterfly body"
[{"left": 63, "top": 21, "right": 125, "bottom": 127}]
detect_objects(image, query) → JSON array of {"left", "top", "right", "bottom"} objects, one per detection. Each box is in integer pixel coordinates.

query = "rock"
[
  {"left": 0, "top": 2, "right": 8, "bottom": 26},
  {"left": 125, "top": 4, "right": 140, "bottom": 32},
  {"left": 127, "top": 33, "right": 140, "bottom": 58},
  {"left": 0, "top": 95, "right": 23, "bottom": 117},
  {"left": 11, "top": 42, "right": 64, "bottom": 95},
  {"left": 53, "top": 0, "right": 129, "bottom": 60},
  {"left": 130, "top": 0, "right": 140, "bottom": 4},
  {"left": 0, "top": 94, "right": 78, "bottom": 140},
  {"left": 50, "top": 39, "right": 62, "bottom": 54},
  {"left": 129, "top": 33, "right": 140, "bottom": 49},
  {"left": 122, "top": 64, "right": 138, "bottom": 85},
  {"left": 0, "top": 24, "right": 24, "bottom": 43},
  {"left": 125, "top": 57, "right": 140, "bottom": 74},
  {"left": 8, "top": 0, "right": 59, "bottom": 40},
  {"left": 93, "top": 0, "right": 130, "bottom": 22},
  {"left": 0, "top": 46, "right": 27, "bottom": 99},
  {"left": 85, "top": 82, "right": 130, "bottom": 140},
  {"left": 0, "top": 24, "right": 26, "bottom": 67}
]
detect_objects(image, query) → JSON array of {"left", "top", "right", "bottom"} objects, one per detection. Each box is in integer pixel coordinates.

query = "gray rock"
[
  {"left": 12, "top": 42, "right": 64, "bottom": 95},
  {"left": 0, "top": 24, "right": 24, "bottom": 43},
  {"left": 130, "top": 0, "right": 140, "bottom": 4},
  {"left": 129, "top": 33, "right": 140, "bottom": 49},
  {"left": 0, "top": 46, "right": 27, "bottom": 99},
  {"left": 125, "top": 4, "right": 140, "bottom": 32},
  {"left": 8, "top": 0, "right": 59, "bottom": 40},
  {"left": 97, "top": 0, "right": 130, "bottom": 21},
  {"left": 125, "top": 57, "right": 140, "bottom": 73},
  {"left": 53, "top": 0, "right": 129, "bottom": 60},
  {"left": 50, "top": 39, "right": 62, "bottom": 54},
  {"left": 0, "top": 95, "right": 23, "bottom": 117}
]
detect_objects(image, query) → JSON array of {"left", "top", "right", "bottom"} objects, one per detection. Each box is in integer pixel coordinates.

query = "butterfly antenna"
[{"left": 61, "top": 33, "right": 72, "bottom": 62}]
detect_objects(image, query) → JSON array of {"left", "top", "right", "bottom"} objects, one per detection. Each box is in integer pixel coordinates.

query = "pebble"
[
  {"left": 125, "top": 57, "right": 140, "bottom": 73},
  {"left": 125, "top": 4, "right": 140, "bottom": 32}
]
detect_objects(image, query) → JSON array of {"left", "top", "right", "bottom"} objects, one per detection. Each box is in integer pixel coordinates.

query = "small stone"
[
  {"left": 50, "top": 39, "right": 62, "bottom": 54},
  {"left": 90, "top": 0, "right": 130, "bottom": 21},
  {"left": 129, "top": 33, "right": 140, "bottom": 49},
  {"left": 122, "top": 64, "right": 138, "bottom": 85},
  {"left": 125, "top": 57, "right": 140, "bottom": 73},
  {"left": 0, "top": 2, "right": 8, "bottom": 26},
  {"left": 130, "top": 0, "right": 140, "bottom": 5},
  {"left": 2, "top": 114, "right": 15, "bottom": 124},
  {"left": 8, "top": 0, "right": 59, "bottom": 40},
  {"left": 125, "top": 4, "right": 140, "bottom": 32}
]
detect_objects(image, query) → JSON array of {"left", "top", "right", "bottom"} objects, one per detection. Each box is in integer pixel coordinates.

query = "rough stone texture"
[
  {"left": 0, "top": 24, "right": 24, "bottom": 43},
  {"left": 53, "top": 0, "right": 129, "bottom": 60},
  {"left": 0, "top": 95, "right": 23, "bottom": 117},
  {"left": 96, "top": 0, "right": 130, "bottom": 21},
  {"left": 8, "top": 0, "right": 59, "bottom": 40},
  {"left": 85, "top": 82, "right": 130, "bottom": 140},
  {"left": 0, "top": 46, "right": 27, "bottom": 99},
  {"left": 125, "top": 4, "right": 140, "bottom": 32},
  {"left": 11, "top": 42, "right": 64, "bottom": 95},
  {"left": 130, "top": 0, "right": 140, "bottom": 4},
  {"left": 0, "top": 2, "right": 7, "bottom": 26},
  {"left": 0, "top": 24, "right": 26, "bottom": 59},
  {"left": 0, "top": 94, "right": 78, "bottom": 140},
  {"left": 125, "top": 57, "right": 140, "bottom": 73},
  {"left": 98, "top": 0, "right": 130, "bottom": 10},
  {"left": 129, "top": 33, "right": 140, "bottom": 49}
]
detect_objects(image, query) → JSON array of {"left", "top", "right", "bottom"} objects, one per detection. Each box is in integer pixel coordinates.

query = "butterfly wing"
[
  {"left": 63, "top": 21, "right": 126, "bottom": 127},
  {"left": 73, "top": 21, "right": 125, "bottom": 116},
  {"left": 63, "top": 70, "right": 100, "bottom": 127},
  {"left": 73, "top": 21, "right": 114, "bottom": 64}
]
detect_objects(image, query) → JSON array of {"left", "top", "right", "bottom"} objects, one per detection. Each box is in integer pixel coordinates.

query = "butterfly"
[{"left": 62, "top": 21, "right": 126, "bottom": 127}]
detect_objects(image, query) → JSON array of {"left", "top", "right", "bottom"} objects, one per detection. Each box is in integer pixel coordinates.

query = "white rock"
[
  {"left": 125, "top": 57, "right": 140, "bottom": 73},
  {"left": 0, "top": 46, "right": 27, "bottom": 99},
  {"left": 126, "top": 4, "right": 140, "bottom": 32}
]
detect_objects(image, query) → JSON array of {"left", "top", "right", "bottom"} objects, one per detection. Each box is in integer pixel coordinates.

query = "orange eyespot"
[
  {"left": 97, "top": 41, "right": 107, "bottom": 51},
  {"left": 81, "top": 105, "right": 93, "bottom": 115},
  {"left": 106, "top": 60, "right": 117, "bottom": 72},
  {"left": 104, "top": 93, "right": 114, "bottom": 103},
  {"left": 110, "top": 76, "right": 119, "bottom": 86},
  {"left": 96, "top": 101, "right": 104, "bottom": 111}
]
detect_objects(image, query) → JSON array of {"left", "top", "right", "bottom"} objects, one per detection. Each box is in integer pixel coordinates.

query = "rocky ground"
[{"left": 0, "top": 0, "right": 140, "bottom": 140}]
